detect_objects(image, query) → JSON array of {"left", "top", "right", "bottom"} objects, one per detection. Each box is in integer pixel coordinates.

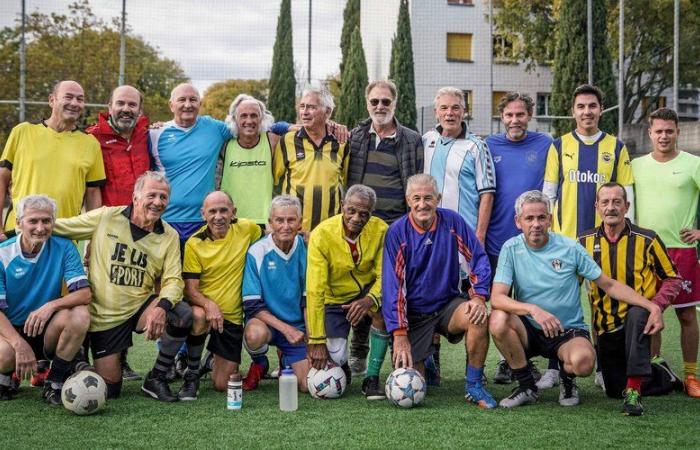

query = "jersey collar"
[{"left": 122, "top": 205, "right": 165, "bottom": 241}]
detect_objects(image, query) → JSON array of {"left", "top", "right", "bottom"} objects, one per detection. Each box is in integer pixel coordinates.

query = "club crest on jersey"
[
  {"left": 551, "top": 258, "right": 563, "bottom": 271},
  {"left": 601, "top": 152, "right": 612, "bottom": 163},
  {"left": 526, "top": 151, "right": 537, "bottom": 163}
]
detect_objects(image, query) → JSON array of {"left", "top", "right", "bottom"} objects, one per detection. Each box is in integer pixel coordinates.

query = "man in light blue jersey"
[
  {"left": 0, "top": 195, "right": 91, "bottom": 404},
  {"left": 241, "top": 195, "right": 310, "bottom": 391},
  {"left": 486, "top": 92, "right": 551, "bottom": 386},
  {"left": 423, "top": 87, "right": 496, "bottom": 385}
]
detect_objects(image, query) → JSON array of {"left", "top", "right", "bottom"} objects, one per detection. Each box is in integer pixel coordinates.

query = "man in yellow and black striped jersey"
[
  {"left": 578, "top": 182, "right": 681, "bottom": 415},
  {"left": 273, "top": 86, "right": 349, "bottom": 232}
]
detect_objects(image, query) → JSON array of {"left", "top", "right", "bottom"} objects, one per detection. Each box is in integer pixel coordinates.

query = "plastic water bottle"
[
  {"left": 279, "top": 367, "right": 298, "bottom": 411},
  {"left": 227, "top": 372, "right": 242, "bottom": 410}
]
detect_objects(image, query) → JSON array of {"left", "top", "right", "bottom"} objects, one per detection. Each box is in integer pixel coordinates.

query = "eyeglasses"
[{"left": 368, "top": 98, "right": 393, "bottom": 107}]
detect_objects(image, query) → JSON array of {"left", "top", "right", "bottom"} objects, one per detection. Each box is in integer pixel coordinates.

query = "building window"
[
  {"left": 493, "top": 34, "right": 517, "bottom": 62},
  {"left": 447, "top": 0, "right": 473, "bottom": 5},
  {"left": 492, "top": 91, "right": 507, "bottom": 116},
  {"left": 462, "top": 90, "right": 473, "bottom": 118},
  {"left": 641, "top": 96, "right": 667, "bottom": 115},
  {"left": 447, "top": 33, "right": 473, "bottom": 62},
  {"left": 536, "top": 93, "right": 551, "bottom": 117}
]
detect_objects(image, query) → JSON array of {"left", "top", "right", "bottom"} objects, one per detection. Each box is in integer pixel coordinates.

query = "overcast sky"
[{"left": 1, "top": 0, "right": 346, "bottom": 94}]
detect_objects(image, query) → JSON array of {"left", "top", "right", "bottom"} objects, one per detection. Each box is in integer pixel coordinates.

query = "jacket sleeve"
[
  {"left": 381, "top": 227, "right": 406, "bottom": 335},
  {"left": 306, "top": 230, "right": 329, "bottom": 344},
  {"left": 415, "top": 134, "right": 424, "bottom": 173},
  {"left": 455, "top": 217, "right": 491, "bottom": 300},
  {"left": 52, "top": 207, "right": 105, "bottom": 241},
  {"left": 158, "top": 233, "right": 184, "bottom": 306}
]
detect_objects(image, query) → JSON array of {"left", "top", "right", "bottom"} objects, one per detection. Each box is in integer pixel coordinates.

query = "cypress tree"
[
  {"left": 389, "top": 0, "right": 417, "bottom": 129},
  {"left": 339, "top": 0, "right": 360, "bottom": 78},
  {"left": 336, "top": 26, "right": 368, "bottom": 128},
  {"left": 268, "top": 0, "right": 297, "bottom": 123},
  {"left": 550, "top": 0, "right": 617, "bottom": 136}
]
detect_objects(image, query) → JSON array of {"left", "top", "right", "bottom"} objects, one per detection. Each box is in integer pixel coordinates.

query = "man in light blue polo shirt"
[{"left": 489, "top": 190, "right": 663, "bottom": 409}]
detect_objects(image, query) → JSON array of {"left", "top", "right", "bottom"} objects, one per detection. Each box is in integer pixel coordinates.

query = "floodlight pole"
[
  {"left": 587, "top": 0, "right": 593, "bottom": 84},
  {"left": 19, "top": 0, "right": 26, "bottom": 122},
  {"left": 618, "top": 0, "right": 624, "bottom": 133},
  {"left": 119, "top": 0, "right": 126, "bottom": 86},
  {"left": 673, "top": 0, "right": 679, "bottom": 110}
]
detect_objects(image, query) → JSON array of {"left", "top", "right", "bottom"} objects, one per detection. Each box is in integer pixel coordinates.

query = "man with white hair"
[
  {"left": 0, "top": 195, "right": 91, "bottom": 404},
  {"left": 273, "top": 86, "right": 351, "bottom": 232}
]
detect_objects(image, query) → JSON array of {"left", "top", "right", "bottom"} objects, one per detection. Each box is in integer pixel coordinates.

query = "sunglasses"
[{"left": 368, "top": 98, "right": 393, "bottom": 107}]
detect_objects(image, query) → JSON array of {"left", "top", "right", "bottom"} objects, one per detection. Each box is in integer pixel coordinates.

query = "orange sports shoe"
[{"left": 684, "top": 375, "right": 700, "bottom": 398}]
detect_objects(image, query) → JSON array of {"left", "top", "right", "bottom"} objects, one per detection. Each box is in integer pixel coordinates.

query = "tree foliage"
[
  {"left": 0, "top": 0, "right": 188, "bottom": 145},
  {"left": 339, "top": 0, "right": 360, "bottom": 79},
  {"left": 268, "top": 0, "right": 297, "bottom": 123},
  {"left": 336, "top": 27, "right": 368, "bottom": 128},
  {"left": 389, "top": 0, "right": 417, "bottom": 129},
  {"left": 200, "top": 79, "right": 269, "bottom": 120}
]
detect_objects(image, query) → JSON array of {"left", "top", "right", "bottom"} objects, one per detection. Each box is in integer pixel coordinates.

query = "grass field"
[{"left": 1, "top": 305, "right": 698, "bottom": 449}]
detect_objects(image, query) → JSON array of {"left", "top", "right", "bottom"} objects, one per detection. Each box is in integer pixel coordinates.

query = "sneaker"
[
  {"left": 684, "top": 374, "right": 700, "bottom": 398},
  {"left": 165, "top": 364, "right": 178, "bottom": 382},
  {"left": 269, "top": 367, "right": 280, "bottom": 379},
  {"left": 341, "top": 362, "right": 352, "bottom": 386},
  {"left": 493, "top": 360, "right": 513, "bottom": 384},
  {"left": 142, "top": 371, "right": 178, "bottom": 402},
  {"left": 177, "top": 372, "right": 200, "bottom": 401},
  {"left": 536, "top": 368, "right": 560, "bottom": 390},
  {"left": 242, "top": 362, "right": 268, "bottom": 391},
  {"left": 348, "top": 356, "right": 367, "bottom": 378},
  {"left": 465, "top": 384, "right": 497, "bottom": 409},
  {"left": 199, "top": 352, "right": 214, "bottom": 379},
  {"left": 41, "top": 383, "right": 62, "bottom": 406},
  {"left": 528, "top": 360, "right": 542, "bottom": 382},
  {"left": 424, "top": 355, "right": 441, "bottom": 387},
  {"left": 0, "top": 384, "right": 14, "bottom": 401},
  {"left": 499, "top": 386, "right": 538, "bottom": 408},
  {"left": 559, "top": 377, "right": 580, "bottom": 406},
  {"left": 30, "top": 361, "right": 50, "bottom": 387},
  {"left": 652, "top": 356, "right": 684, "bottom": 391},
  {"left": 174, "top": 352, "right": 188, "bottom": 378},
  {"left": 594, "top": 371, "right": 606, "bottom": 392},
  {"left": 622, "top": 388, "right": 643, "bottom": 416},
  {"left": 361, "top": 375, "right": 385, "bottom": 400},
  {"left": 122, "top": 360, "right": 142, "bottom": 381}
]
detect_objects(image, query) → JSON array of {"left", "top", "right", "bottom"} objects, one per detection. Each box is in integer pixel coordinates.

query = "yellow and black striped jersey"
[
  {"left": 578, "top": 220, "right": 678, "bottom": 334},
  {"left": 273, "top": 128, "right": 349, "bottom": 232}
]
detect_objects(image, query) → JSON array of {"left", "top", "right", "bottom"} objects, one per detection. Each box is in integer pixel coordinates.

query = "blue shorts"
[
  {"left": 170, "top": 221, "right": 206, "bottom": 257},
  {"left": 269, "top": 328, "right": 307, "bottom": 366}
]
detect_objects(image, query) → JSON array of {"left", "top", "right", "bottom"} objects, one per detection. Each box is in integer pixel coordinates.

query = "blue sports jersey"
[
  {"left": 242, "top": 234, "right": 307, "bottom": 330},
  {"left": 423, "top": 124, "right": 496, "bottom": 230},
  {"left": 382, "top": 208, "right": 491, "bottom": 333},
  {"left": 150, "top": 116, "right": 231, "bottom": 223},
  {"left": 494, "top": 232, "right": 601, "bottom": 330},
  {"left": 0, "top": 235, "right": 88, "bottom": 326},
  {"left": 485, "top": 131, "right": 551, "bottom": 257}
]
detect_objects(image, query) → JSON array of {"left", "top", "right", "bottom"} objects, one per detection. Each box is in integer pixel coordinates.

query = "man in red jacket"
[{"left": 86, "top": 85, "right": 151, "bottom": 381}]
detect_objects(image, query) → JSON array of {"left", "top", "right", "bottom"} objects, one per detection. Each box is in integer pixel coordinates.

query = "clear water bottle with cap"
[
  {"left": 279, "top": 367, "right": 298, "bottom": 411},
  {"left": 227, "top": 372, "right": 242, "bottom": 410}
]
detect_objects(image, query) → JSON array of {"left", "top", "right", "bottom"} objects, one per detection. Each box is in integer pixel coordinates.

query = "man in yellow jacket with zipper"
[{"left": 306, "top": 184, "right": 389, "bottom": 400}]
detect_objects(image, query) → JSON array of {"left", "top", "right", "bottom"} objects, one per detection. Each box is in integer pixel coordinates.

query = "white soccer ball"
[
  {"left": 385, "top": 367, "right": 426, "bottom": 408},
  {"left": 61, "top": 370, "right": 107, "bottom": 415},
  {"left": 307, "top": 364, "right": 347, "bottom": 399}
]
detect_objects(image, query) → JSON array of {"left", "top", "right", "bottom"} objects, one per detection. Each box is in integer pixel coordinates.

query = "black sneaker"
[
  {"left": 174, "top": 352, "right": 188, "bottom": 378},
  {"left": 0, "top": 384, "right": 14, "bottom": 401},
  {"left": 528, "top": 360, "right": 542, "bottom": 382},
  {"left": 341, "top": 362, "right": 352, "bottom": 385},
  {"left": 122, "top": 360, "right": 142, "bottom": 381},
  {"left": 493, "top": 360, "right": 513, "bottom": 384},
  {"left": 361, "top": 375, "right": 386, "bottom": 400},
  {"left": 622, "top": 388, "right": 643, "bottom": 416},
  {"left": 142, "top": 371, "right": 178, "bottom": 402},
  {"left": 42, "top": 383, "right": 62, "bottom": 406},
  {"left": 178, "top": 372, "right": 200, "bottom": 401}
]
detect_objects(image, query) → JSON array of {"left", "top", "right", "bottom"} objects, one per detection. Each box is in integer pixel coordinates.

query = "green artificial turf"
[{"left": 1, "top": 305, "right": 698, "bottom": 449}]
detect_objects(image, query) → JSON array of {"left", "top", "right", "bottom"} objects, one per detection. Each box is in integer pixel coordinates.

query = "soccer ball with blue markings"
[
  {"left": 61, "top": 370, "right": 107, "bottom": 415},
  {"left": 307, "top": 364, "right": 347, "bottom": 399},
  {"left": 385, "top": 368, "right": 426, "bottom": 408}
]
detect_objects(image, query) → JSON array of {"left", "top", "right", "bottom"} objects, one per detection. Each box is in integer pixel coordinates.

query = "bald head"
[
  {"left": 109, "top": 85, "right": 143, "bottom": 134},
  {"left": 48, "top": 80, "right": 85, "bottom": 126},
  {"left": 169, "top": 83, "right": 200, "bottom": 127},
  {"left": 202, "top": 191, "right": 236, "bottom": 239}
]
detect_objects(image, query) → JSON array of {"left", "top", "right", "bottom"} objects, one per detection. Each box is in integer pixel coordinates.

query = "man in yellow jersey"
[
  {"left": 52, "top": 172, "right": 192, "bottom": 403},
  {"left": 273, "top": 86, "right": 350, "bottom": 232},
  {"left": 579, "top": 183, "right": 679, "bottom": 415},
  {"left": 183, "top": 191, "right": 262, "bottom": 395},
  {"left": 0, "top": 80, "right": 105, "bottom": 232},
  {"left": 633, "top": 108, "right": 700, "bottom": 398},
  {"left": 306, "top": 185, "right": 390, "bottom": 400}
]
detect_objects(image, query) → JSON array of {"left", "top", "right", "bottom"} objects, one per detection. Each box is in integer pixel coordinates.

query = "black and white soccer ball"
[
  {"left": 61, "top": 370, "right": 107, "bottom": 415},
  {"left": 307, "top": 364, "right": 347, "bottom": 399},
  {"left": 385, "top": 367, "right": 426, "bottom": 408}
]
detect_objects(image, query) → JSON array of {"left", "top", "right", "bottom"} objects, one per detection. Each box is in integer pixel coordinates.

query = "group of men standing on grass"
[{"left": 0, "top": 74, "right": 697, "bottom": 417}]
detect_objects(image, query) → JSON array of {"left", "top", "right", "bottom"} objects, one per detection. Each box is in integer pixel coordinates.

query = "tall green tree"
[
  {"left": 0, "top": 0, "right": 187, "bottom": 146},
  {"left": 336, "top": 27, "right": 368, "bottom": 128},
  {"left": 550, "top": 0, "right": 617, "bottom": 135},
  {"left": 200, "top": 79, "right": 269, "bottom": 120},
  {"left": 389, "top": 0, "right": 417, "bottom": 129},
  {"left": 339, "top": 0, "right": 360, "bottom": 78},
  {"left": 268, "top": 0, "right": 296, "bottom": 123}
]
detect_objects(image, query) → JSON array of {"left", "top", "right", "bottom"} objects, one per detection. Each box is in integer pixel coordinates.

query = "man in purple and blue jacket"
[{"left": 382, "top": 173, "right": 496, "bottom": 409}]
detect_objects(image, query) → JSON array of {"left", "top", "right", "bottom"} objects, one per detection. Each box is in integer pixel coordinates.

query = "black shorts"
[
  {"left": 87, "top": 295, "right": 157, "bottom": 360},
  {"left": 207, "top": 320, "right": 243, "bottom": 364},
  {"left": 520, "top": 316, "right": 591, "bottom": 360},
  {"left": 324, "top": 303, "right": 353, "bottom": 339},
  {"left": 406, "top": 297, "right": 466, "bottom": 362}
]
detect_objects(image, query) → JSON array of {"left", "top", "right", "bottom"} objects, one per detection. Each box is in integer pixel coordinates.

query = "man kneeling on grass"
[
  {"left": 0, "top": 195, "right": 91, "bottom": 404},
  {"left": 241, "top": 195, "right": 310, "bottom": 392},
  {"left": 490, "top": 190, "right": 663, "bottom": 408}
]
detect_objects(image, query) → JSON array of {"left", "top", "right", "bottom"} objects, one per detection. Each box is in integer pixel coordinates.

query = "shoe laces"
[{"left": 625, "top": 389, "right": 640, "bottom": 404}]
